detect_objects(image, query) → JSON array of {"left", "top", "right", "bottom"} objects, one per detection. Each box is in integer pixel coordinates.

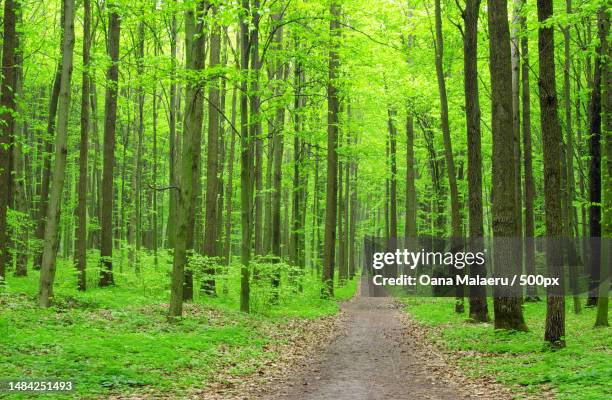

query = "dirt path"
[{"left": 265, "top": 280, "right": 512, "bottom": 400}]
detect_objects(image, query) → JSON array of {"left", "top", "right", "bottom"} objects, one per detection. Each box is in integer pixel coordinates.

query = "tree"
[
  {"left": 520, "top": 0, "right": 538, "bottom": 302},
  {"left": 586, "top": 4, "right": 604, "bottom": 308},
  {"left": 434, "top": 0, "right": 463, "bottom": 313},
  {"left": 487, "top": 0, "right": 527, "bottom": 331},
  {"left": 76, "top": 0, "right": 92, "bottom": 291},
  {"left": 461, "top": 0, "right": 488, "bottom": 322},
  {"left": 169, "top": 0, "right": 207, "bottom": 317},
  {"left": 0, "top": 0, "right": 18, "bottom": 282},
  {"left": 322, "top": 0, "right": 341, "bottom": 298},
  {"left": 594, "top": 7, "right": 610, "bottom": 328},
  {"left": 239, "top": 0, "right": 252, "bottom": 312},
  {"left": 202, "top": 9, "right": 222, "bottom": 296},
  {"left": 39, "top": 0, "right": 76, "bottom": 307},
  {"left": 536, "top": 0, "right": 565, "bottom": 347},
  {"left": 99, "top": 3, "right": 122, "bottom": 287}
]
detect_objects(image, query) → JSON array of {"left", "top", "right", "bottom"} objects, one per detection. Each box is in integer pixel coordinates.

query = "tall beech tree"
[
  {"left": 0, "top": 0, "right": 18, "bottom": 282},
  {"left": 461, "top": 0, "right": 489, "bottom": 323},
  {"left": 202, "top": 11, "right": 222, "bottom": 296},
  {"left": 39, "top": 0, "right": 76, "bottom": 307},
  {"left": 322, "top": 0, "right": 341, "bottom": 298},
  {"left": 169, "top": 0, "right": 207, "bottom": 317},
  {"left": 594, "top": 7, "right": 610, "bottom": 328},
  {"left": 99, "top": 3, "right": 122, "bottom": 287},
  {"left": 487, "top": 0, "right": 527, "bottom": 331},
  {"left": 239, "top": 0, "right": 253, "bottom": 312},
  {"left": 536, "top": 0, "right": 565, "bottom": 347},
  {"left": 520, "top": 0, "right": 538, "bottom": 302},
  {"left": 586, "top": 5, "right": 604, "bottom": 308},
  {"left": 75, "top": 0, "right": 92, "bottom": 291}
]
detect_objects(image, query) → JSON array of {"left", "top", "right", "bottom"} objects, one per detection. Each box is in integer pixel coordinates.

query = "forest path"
[{"left": 266, "top": 278, "right": 475, "bottom": 400}]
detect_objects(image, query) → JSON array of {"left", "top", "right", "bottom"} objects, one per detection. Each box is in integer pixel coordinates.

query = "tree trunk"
[
  {"left": 12, "top": 28, "right": 28, "bottom": 277},
  {"left": 169, "top": 0, "right": 206, "bottom": 317},
  {"left": 99, "top": 3, "right": 121, "bottom": 287},
  {"left": 322, "top": 0, "right": 340, "bottom": 298},
  {"left": 0, "top": 0, "right": 18, "bottom": 281},
  {"left": 76, "top": 0, "right": 91, "bottom": 291},
  {"left": 239, "top": 0, "right": 252, "bottom": 312},
  {"left": 537, "top": 0, "right": 566, "bottom": 346},
  {"left": 349, "top": 131, "right": 359, "bottom": 279},
  {"left": 587, "top": 6, "right": 604, "bottom": 308},
  {"left": 594, "top": 8, "right": 610, "bottom": 327},
  {"left": 487, "top": 0, "right": 527, "bottom": 331},
  {"left": 434, "top": 0, "right": 463, "bottom": 312},
  {"left": 291, "top": 59, "right": 305, "bottom": 278},
  {"left": 462, "top": 0, "right": 489, "bottom": 322},
  {"left": 434, "top": 0, "right": 461, "bottom": 241},
  {"left": 224, "top": 85, "right": 238, "bottom": 265},
  {"left": 562, "top": 0, "right": 581, "bottom": 314},
  {"left": 38, "top": 0, "right": 76, "bottom": 307},
  {"left": 251, "top": 0, "right": 264, "bottom": 258},
  {"left": 167, "top": 6, "right": 178, "bottom": 249},
  {"left": 202, "top": 11, "right": 222, "bottom": 296},
  {"left": 34, "top": 6, "right": 65, "bottom": 270},
  {"left": 405, "top": 114, "right": 417, "bottom": 240},
  {"left": 269, "top": 13, "right": 286, "bottom": 299},
  {"left": 520, "top": 2, "right": 538, "bottom": 302}
]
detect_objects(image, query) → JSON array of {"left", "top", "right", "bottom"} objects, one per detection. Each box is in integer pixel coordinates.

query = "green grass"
[
  {"left": 403, "top": 297, "right": 611, "bottom": 400},
  {"left": 0, "top": 251, "right": 357, "bottom": 399}
]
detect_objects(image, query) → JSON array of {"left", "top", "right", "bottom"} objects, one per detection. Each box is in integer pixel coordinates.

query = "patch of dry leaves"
[
  {"left": 189, "top": 312, "right": 347, "bottom": 400},
  {"left": 397, "top": 307, "right": 550, "bottom": 400}
]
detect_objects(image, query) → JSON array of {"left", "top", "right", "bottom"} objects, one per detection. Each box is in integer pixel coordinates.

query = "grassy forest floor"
[
  {"left": 1, "top": 254, "right": 609, "bottom": 399},
  {"left": 403, "top": 298, "right": 611, "bottom": 400},
  {"left": 0, "top": 252, "right": 357, "bottom": 399}
]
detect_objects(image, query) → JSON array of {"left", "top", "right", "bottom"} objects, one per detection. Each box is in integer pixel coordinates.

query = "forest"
[{"left": 0, "top": 0, "right": 610, "bottom": 398}]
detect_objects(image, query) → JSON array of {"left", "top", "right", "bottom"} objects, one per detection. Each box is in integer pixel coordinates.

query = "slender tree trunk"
[
  {"left": 537, "top": 0, "right": 566, "bottom": 346},
  {"left": 388, "top": 109, "right": 398, "bottom": 244},
  {"left": 405, "top": 114, "right": 417, "bottom": 239},
  {"left": 434, "top": 0, "right": 461, "bottom": 241},
  {"left": 202, "top": 11, "right": 222, "bottom": 296},
  {"left": 12, "top": 26, "right": 28, "bottom": 276},
  {"left": 224, "top": 86, "right": 237, "bottom": 265},
  {"left": 462, "top": 0, "right": 489, "bottom": 322},
  {"left": 152, "top": 86, "right": 158, "bottom": 267},
  {"left": 38, "top": 0, "right": 76, "bottom": 307},
  {"left": 322, "top": 0, "right": 341, "bottom": 297},
  {"left": 269, "top": 13, "right": 286, "bottom": 298},
  {"left": 487, "top": 0, "right": 527, "bottom": 331},
  {"left": 587, "top": 6, "right": 604, "bottom": 308},
  {"left": 167, "top": 6, "right": 178, "bottom": 249},
  {"left": 0, "top": 0, "right": 18, "bottom": 281},
  {"left": 511, "top": 0, "right": 523, "bottom": 281},
  {"left": 76, "top": 0, "right": 91, "bottom": 291},
  {"left": 594, "top": 8, "right": 610, "bottom": 327},
  {"left": 349, "top": 131, "right": 359, "bottom": 279},
  {"left": 169, "top": 0, "right": 206, "bottom": 317},
  {"left": 35, "top": 19, "right": 64, "bottom": 270},
  {"left": 342, "top": 129, "right": 350, "bottom": 282},
  {"left": 434, "top": 0, "right": 463, "bottom": 312},
  {"left": 239, "top": 0, "right": 252, "bottom": 312},
  {"left": 562, "top": 0, "right": 581, "bottom": 314},
  {"left": 251, "top": 0, "right": 264, "bottom": 257},
  {"left": 291, "top": 58, "right": 305, "bottom": 279},
  {"left": 99, "top": 3, "right": 121, "bottom": 287},
  {"left": 520, "top": 3, "right": 538, "bottom": 302}
]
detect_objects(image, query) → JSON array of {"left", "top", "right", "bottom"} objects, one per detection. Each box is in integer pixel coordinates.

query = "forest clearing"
[{"left": 0, "top": 0, "right": 610, "bottom": 398}]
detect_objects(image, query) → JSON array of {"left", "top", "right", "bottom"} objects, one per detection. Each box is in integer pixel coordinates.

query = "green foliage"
[
  {"left": 403, "top": 298, "right": 611, "bottom": 399},
  {"left": 0, "top": 251, "right": 357, "bottom": 398}
]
